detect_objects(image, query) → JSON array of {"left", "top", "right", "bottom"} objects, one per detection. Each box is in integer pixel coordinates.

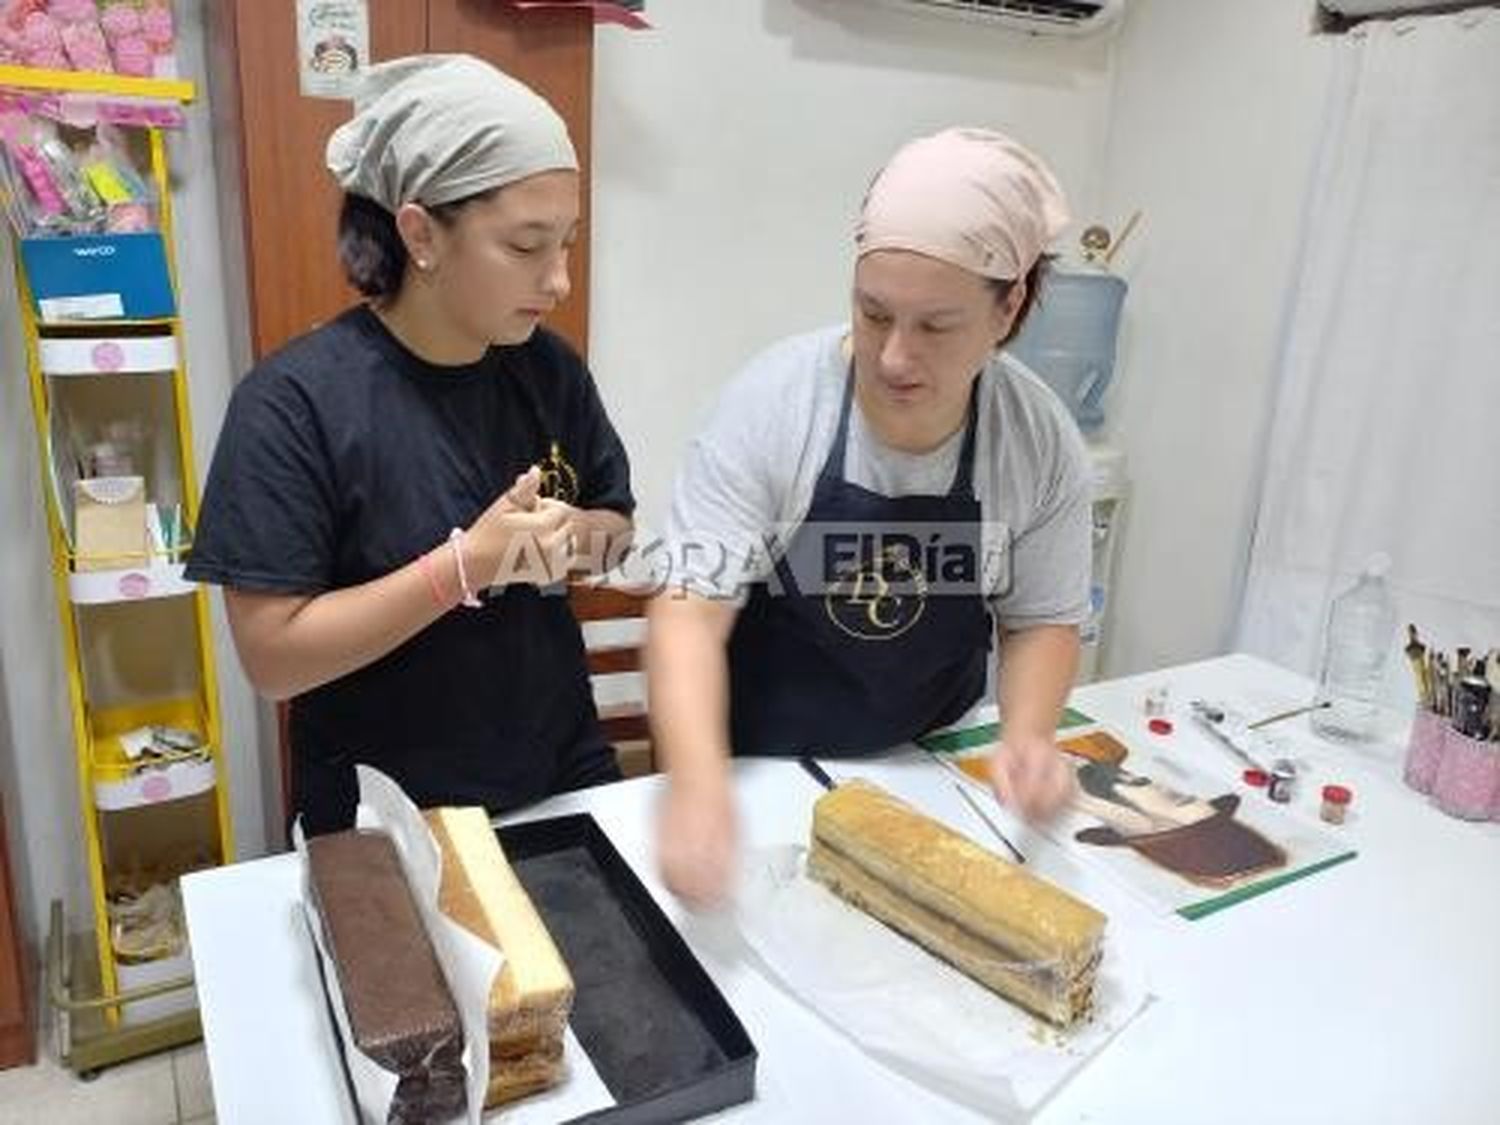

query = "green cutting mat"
[
  {"left": 1175, "top": 851, "right": 1358, "bottom": 920},
  {"left": 917, "top": 706, "right": 1096, "bottom": 754}
]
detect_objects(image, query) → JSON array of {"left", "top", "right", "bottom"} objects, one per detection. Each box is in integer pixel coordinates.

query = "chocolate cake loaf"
[{"left": 306, "top": 828, "right": 467, "bottom": 1122}]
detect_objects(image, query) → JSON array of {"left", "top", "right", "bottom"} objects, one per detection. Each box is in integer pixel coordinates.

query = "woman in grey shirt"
[{"left": 650, "top": 128, "right": 1093, "bottom": 905}]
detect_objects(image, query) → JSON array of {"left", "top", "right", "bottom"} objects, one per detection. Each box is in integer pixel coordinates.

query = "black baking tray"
[{"left": 496, "top": 813, "right": 757, "bottom": 1124}]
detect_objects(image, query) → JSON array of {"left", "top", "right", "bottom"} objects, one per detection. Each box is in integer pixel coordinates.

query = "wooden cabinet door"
[
  {"left": 216, "top": 2, "right": 428, "bottom": 359},
  {"left": 0, "top": 796, "right": 34, "bottom": 1070},
  {"left": 217, "top": 0, "right": 592, "bottom": 360}
]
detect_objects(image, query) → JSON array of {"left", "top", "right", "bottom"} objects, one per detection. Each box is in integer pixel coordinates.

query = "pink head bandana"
[{"left": 855, "top": 128, "right": 1070, "bottom": 281}]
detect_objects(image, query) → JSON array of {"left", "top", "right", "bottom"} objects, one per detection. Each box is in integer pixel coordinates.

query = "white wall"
[
  {"left": 0, "top": 0, "right": 267, "bottom": 977},
  {"left": 0, "top": 228, "right": 80, "bottom": 976},
  {"left": 590, "top": 0, "right": 1338, "bottom": 681},
  {"left": 590, "top": 0, "right": 1118, "bottom": 529},
  {"left": 1093, "top": 0, "right": 1334, "bottom": 676}
]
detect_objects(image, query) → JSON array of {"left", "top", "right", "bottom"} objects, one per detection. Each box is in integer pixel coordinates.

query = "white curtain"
[{"left": 1236, "top": 8, "right": 1500, "bottom": 702}]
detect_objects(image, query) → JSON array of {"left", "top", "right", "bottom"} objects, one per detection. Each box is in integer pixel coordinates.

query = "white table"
[{"left": 183, "top": 654, "right": 1500, "bottom": 1124}]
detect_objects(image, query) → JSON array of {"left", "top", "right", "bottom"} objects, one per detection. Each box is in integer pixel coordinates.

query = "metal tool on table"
[
  {"left": 1189, "top": 700, "right": 1271, "bottom": 773},
  {"left": 924, "top": 750, "right": 1027, "bottom": 864}
]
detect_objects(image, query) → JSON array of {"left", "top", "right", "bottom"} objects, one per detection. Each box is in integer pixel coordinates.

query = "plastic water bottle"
[{"left": 1312, "top": 554, "right": 1397, "bottom": 741}]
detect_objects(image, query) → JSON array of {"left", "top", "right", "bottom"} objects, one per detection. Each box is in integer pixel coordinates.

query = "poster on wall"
[{"left": 296, "top": 0, "right": 370, "bottom": 100}]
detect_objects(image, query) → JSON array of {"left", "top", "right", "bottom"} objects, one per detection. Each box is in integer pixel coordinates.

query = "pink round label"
[
  {"left": 118, "top": 573, "right": 151, "bottom": 599},
  {"left": 141, "top": 775, "right": 173, "bottom": 802},
  {"left": 92, "top": 341, "right": 126, "bottom": 372}
]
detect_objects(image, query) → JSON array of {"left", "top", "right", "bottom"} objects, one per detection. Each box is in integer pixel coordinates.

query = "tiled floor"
[{"left": 0, "top": 1043, "right": 213, "bottom": 1125}]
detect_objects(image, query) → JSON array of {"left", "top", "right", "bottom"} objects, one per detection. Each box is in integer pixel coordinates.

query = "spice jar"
[{"left": 1320, "top": 784, "right": 1353, "bottom": 824}]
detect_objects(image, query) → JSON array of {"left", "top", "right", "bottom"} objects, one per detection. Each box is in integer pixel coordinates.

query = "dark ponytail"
[{"left": 337, "top": 193, "right": 408, "bottom": 300}]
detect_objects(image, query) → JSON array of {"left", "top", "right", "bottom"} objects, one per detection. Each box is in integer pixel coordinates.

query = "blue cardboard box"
[{"left": 19, "top": 232, "right": 176, "bottom": 323}]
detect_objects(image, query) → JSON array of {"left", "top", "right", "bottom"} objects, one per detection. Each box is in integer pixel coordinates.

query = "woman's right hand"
[
  {"left": 465, "top": 467, "right": 573, "bottom": 588},
  {"left": 657, "top": 771, "right": 738, "bottom": 909}
]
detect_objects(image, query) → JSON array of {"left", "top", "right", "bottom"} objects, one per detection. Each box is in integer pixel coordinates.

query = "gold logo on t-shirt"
[
  {"left": 538, "top": 441, "right": 579, "bottom": 504},
  {"left": 825, "top": 543, "right": 928, "bottom": 641}
]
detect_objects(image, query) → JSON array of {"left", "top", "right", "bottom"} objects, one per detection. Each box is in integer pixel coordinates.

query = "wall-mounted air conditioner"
[
  {"left": 864, "top": 0, "right": 1126, "bottom": 37},
  {"left": 1322, "top": 0, "right": 1485, "bottom": 13},
  {"left": 1315, "top": 1, "right": 1489, "bottom": 33}
]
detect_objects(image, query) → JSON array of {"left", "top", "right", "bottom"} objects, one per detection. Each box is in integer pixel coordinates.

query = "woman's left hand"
[
  {"left": 536, "top": 498, "right": 633, "bottom": 578},
  {"left": 534, "top": 498, "right": 584, "bottom": 580},
  {"left": 988, "top": 734, "right": 1075, "bottom": 822}
]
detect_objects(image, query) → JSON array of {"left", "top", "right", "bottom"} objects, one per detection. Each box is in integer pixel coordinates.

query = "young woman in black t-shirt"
[{"left": 187, "top": 56, "right": 634, "bottom": 833}]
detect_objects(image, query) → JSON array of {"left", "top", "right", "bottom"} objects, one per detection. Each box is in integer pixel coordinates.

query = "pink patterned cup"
[
  {"left": 1402, "top": 707, "right": 1447, "bottom": 795},
  {"left": 1431, "top": 726, "right": 1500, "bottom": 821}
]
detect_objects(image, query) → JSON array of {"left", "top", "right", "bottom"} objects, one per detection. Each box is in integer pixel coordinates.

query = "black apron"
[
  {"left": 288, "top": 374, "right": 619, "bottom": 837},
  {"left": 727, "top": 369, "right": 993, "bottom": 757}
]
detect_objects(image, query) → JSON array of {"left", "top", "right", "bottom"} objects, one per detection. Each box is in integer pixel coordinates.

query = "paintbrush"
[
  {"left": 1405, "top": 625, "right": 1430, "bottom": 709},
  {"left": 1485, "top": 650, "right": 1500, "bottom": 740},
  {"left": 1247, "top": 700, "right": 1331, "bottom": 730},
  {"left": 1102, "top": 210, "right": 1142, "bottom": 267}
]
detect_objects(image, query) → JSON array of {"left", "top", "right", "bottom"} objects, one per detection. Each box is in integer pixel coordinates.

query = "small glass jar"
[
  {"left": 1320, "top": 784, "right": 1352, "bottom": 825},
  {"left": 1268, "top": 759, "right": 1297, "bottom": 803}
]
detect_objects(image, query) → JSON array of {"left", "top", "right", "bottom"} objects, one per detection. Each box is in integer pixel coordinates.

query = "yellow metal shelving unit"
[
  {"left": 4, "top": 68, "right": 235, "bottom": 1074},
  {"left": 0, "top": 64, "right": 196, "bottom": 104}
]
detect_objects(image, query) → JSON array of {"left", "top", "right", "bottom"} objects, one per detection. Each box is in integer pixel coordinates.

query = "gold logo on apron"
[
  {"left": 537, "top": 440, "right": 579, "bottom": 504},
  {"left": 824, "top": 543, "right": 929, "bottom": 641}
]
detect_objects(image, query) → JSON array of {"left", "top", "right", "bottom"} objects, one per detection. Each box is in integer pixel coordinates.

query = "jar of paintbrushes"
[{"left": 1402, "top": 626, "right": 1500, "bottom": 820}]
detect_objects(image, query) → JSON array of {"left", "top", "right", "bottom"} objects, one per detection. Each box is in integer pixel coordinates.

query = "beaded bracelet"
[{"left": 448, "top": 528, "right": 482, "bottom": 608}]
